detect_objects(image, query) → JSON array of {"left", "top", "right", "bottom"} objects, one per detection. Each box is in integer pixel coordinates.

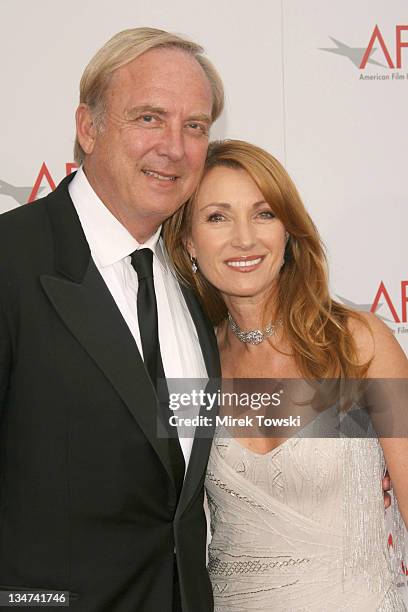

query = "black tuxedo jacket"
[{"left": 0, "top": 174, "right": 220, "bottom": 612}]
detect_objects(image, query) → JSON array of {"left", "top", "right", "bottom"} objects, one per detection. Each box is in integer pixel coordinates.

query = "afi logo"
[
  {"left": 360, "top": 25, "right": 408, "bottom": 69},
  {"left": 28, "top": 162, "right": 78, "bottom": 202},
  {"left": 371, "top": 281, "right": 408, "bottom": 323}
]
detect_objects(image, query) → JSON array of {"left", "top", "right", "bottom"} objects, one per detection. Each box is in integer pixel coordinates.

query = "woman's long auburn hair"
[{"left": 163, "top": 140, "right": 370, "bottom": 379}]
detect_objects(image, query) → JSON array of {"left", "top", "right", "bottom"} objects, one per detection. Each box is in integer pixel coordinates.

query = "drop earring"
[{"left": 190, "top": 255, "right": 198, "bottom": 274}]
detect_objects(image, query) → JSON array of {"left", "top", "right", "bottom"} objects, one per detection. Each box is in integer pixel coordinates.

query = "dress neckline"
[{"left": 216, "top": 424, "right": 295, "bottom": 459}]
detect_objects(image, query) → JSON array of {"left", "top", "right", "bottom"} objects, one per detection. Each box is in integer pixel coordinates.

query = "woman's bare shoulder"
[{"left": 348, "top": 311, "right": 408, "bottom": 377}]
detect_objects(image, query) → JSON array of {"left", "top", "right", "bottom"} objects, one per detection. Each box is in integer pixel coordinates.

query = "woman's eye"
[
  {"left": 207, "top": 213, "right": 225, "bottom": 222},
  {"left": 257, "top": 210, "right": 275, "bottom": 219}
]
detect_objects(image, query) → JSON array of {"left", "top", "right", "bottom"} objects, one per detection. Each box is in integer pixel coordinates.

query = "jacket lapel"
[
  {"left": 180, "top": 285, "right": 220, "bottom": 379},
  {"left": 40, "top": 175, "right": 176, "bottom": 487},
  {"left": 177, "top": 286, "right": 221, "bottom": 518}
]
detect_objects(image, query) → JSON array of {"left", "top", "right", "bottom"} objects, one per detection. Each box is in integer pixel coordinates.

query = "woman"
[{"left": 164, "top": 140, "right": 408, "bottom": 610}]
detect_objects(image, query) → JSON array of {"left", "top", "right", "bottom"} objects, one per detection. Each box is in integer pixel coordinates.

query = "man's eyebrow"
[
  {"left": 187, "top": 113, "right": 212, "bottom": 125},
  {"left": 126, "top": 105, "right": 168, "bottom": 117},
  {"left": 125, "top": 106, "right": 211, "bottom": 124}
]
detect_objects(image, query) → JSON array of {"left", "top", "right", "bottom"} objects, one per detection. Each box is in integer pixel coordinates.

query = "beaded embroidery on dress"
[{"left": 205, "top": 429, "right": 407, "bottom": 611}]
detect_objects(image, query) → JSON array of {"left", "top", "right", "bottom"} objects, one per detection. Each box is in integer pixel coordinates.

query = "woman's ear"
[
  {"left": 185, "top": 238, "right": 196, "bottom": 259},
  {"left": 185, "top": 239, "right": 198, "bottom": 274}
]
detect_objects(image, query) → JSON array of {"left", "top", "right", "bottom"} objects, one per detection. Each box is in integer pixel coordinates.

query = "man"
[{"left": 0, "top": 28, "right": 223, "bottom": 612}]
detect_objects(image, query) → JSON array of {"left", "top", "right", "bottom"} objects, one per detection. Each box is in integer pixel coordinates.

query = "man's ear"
[{"left": 75, "top": 104, "right": 98, "bottom": 155}]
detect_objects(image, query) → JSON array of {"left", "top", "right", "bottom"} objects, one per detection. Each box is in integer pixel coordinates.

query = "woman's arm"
[
  {"left": 379, "top": 438, "right": 408, "bottom": 527},
  {"left": 352, "top": 312, "right": 408, "bottom": 527}
]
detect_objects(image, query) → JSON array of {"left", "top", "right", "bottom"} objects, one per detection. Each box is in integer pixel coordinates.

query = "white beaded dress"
[{"left": 206, "top": 430, "right": 407, "bottom": 611}]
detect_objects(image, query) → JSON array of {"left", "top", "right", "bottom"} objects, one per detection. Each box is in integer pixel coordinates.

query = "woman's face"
[{"left": 187, "top": 166, "right": 287, "bottom": 303}]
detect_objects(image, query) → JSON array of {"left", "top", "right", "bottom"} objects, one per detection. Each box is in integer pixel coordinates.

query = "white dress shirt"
[{"left": 68, "top": 167, "right": 208, "bottom": 468}]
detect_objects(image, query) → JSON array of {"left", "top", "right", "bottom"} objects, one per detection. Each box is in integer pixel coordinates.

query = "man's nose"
[
  {"left": 156, "top": 124, "right": 185, "bottom": 161},
  {"left": 231, "top": 219, "right": 257, "bottom": 250}
]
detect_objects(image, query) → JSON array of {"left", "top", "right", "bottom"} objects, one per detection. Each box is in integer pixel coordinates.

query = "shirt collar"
[{"left": 68, "top": 166, "right": 167, "bottom": 271}]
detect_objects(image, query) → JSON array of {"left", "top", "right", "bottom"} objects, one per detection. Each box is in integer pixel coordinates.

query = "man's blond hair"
[{"left": 74, "top": 27, "right": 225, "bottom": 163}]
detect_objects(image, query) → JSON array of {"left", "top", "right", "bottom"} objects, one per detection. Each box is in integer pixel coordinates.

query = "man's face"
[{"left": 79, "top": 47, "right": 213, "bottom": 239}]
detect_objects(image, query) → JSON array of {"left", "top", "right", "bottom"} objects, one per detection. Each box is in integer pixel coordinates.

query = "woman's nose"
[{"left": 230, "top": 219, "right": 257, "bottom": 250}]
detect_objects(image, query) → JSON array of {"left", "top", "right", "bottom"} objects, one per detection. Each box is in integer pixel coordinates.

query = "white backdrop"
[{"left": 1, "top": 0, "right": 407, "bottom": 600}]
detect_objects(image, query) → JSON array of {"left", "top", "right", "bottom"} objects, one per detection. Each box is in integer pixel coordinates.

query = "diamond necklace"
[{"left": 227, "top": 312, "right": 283, "bottom": 345}]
